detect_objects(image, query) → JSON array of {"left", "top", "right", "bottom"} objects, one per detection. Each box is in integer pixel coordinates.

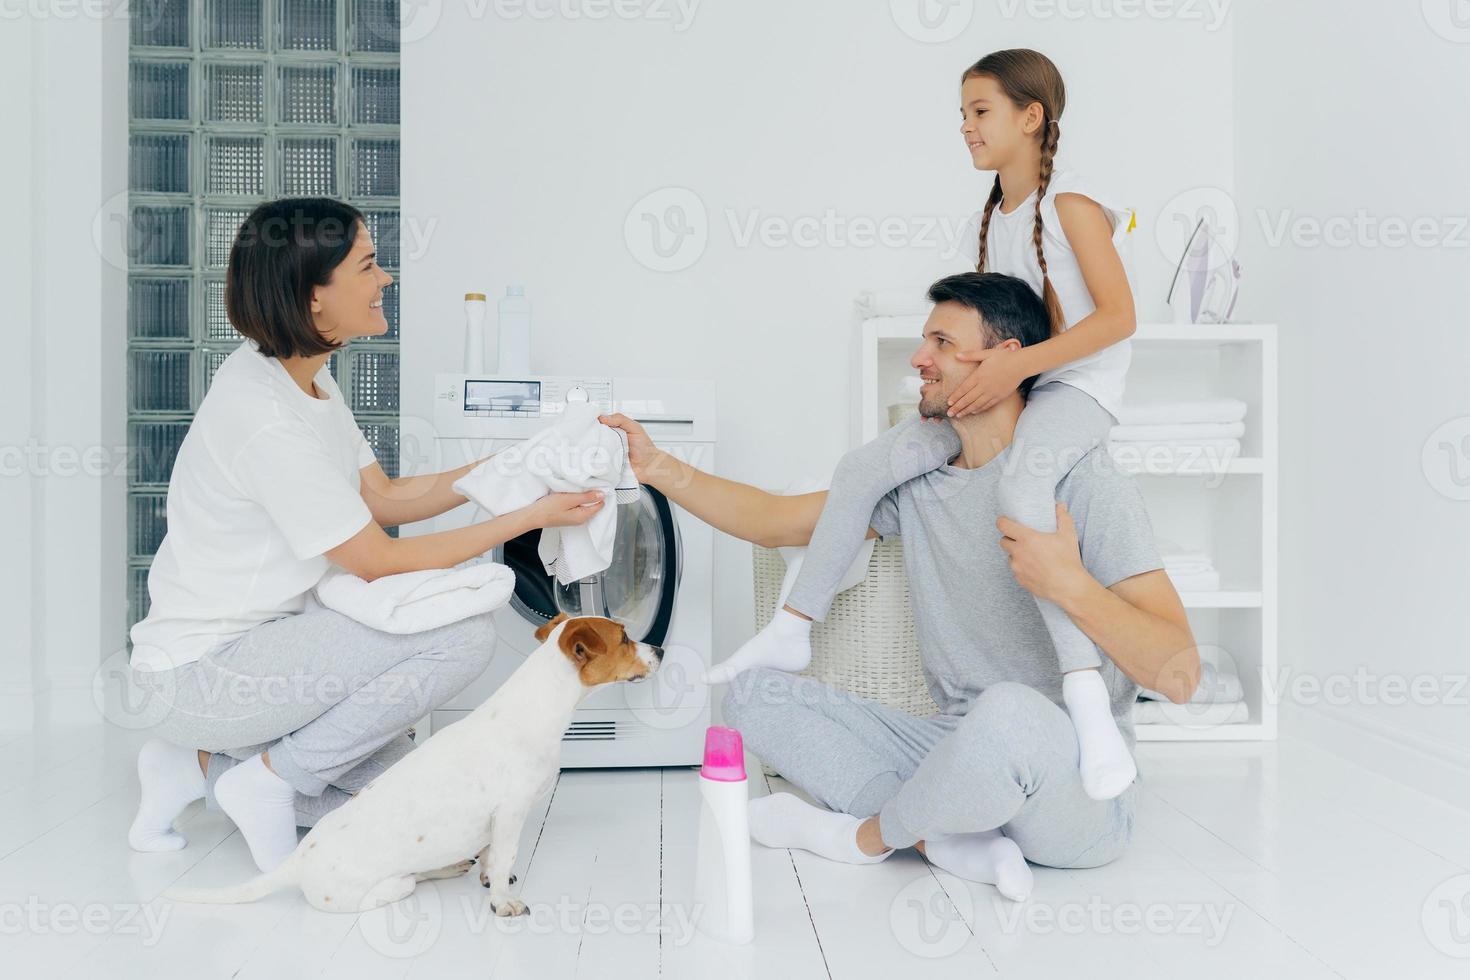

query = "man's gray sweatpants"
[
  {"left": 785, "top": 381, "right": 1117, "bottom": 674},
  {"left": 723, "top": 668, "right": 1137, "bottom": 868},
  {"left": 129, "top": 593, "right": 498, "bottom": 828}
]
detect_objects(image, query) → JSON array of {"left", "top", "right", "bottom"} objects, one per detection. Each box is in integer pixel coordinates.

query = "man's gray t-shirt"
[{"left": 868, "top": 444, "right": 1163, "bottom": 743}]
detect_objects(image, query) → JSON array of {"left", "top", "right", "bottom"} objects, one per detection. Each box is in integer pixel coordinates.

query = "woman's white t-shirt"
[
  {"left": 129, "top": 339, "right": 378, "bottom": 672},
  {"left": 959, "top": 169, "right": 1133, "bottom": 419}
]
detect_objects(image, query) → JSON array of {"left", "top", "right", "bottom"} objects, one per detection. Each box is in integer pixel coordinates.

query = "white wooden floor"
[{"left": 3, "top": 722, "right": 1468, "bottom": 979}]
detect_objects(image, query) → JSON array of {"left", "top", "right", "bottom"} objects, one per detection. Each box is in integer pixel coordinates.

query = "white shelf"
[{"left": 857, "top": 314, "right": 1279, "bottom": 743}]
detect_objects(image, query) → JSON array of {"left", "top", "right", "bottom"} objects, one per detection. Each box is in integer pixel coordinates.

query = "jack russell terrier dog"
[{"left": 164, "top": 612, "right": 662, "bottom": 916}]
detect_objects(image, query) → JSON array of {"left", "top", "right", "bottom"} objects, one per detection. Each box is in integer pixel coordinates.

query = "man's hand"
[
  {"left": 947, "top": 345, "right": 1029, "bottom": 417},
  {"left": 997, "top": 503, "right": 1093, "bottom": 605},
  {"left": 598, "top": 413, "right": 666, "bottom": 483}
]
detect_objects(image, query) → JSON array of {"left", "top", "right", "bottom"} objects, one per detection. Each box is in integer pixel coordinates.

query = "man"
[{"left": 600, "top": 272, "right": 1199, "bottom": 901}]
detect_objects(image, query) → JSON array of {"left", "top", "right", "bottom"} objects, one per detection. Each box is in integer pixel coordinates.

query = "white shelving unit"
[{"left": 857, "top": 318, "right": 1278, "bottom": 742}]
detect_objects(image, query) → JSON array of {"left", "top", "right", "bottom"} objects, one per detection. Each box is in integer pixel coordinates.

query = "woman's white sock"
[
  {"left": 214, "top": 753, "right": 300, "bottom": 872},
  {"left": 704, "top": 609, "right": 813, "bottom": 685},
  {"left": 923, "top": 829, "right": 1033, "bottom": 901},
  {"left": 1063, "top": 668, "right": 1138, "bottom": 800},
  {"left": 128, "top": 738, "right": 206, "bottom": 852},
  {"left": 747, "top": 792, "right": 892, "bottom": 865}
]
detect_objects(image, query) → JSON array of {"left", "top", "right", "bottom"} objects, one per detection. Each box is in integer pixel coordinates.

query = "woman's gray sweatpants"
[
  {"left": 785, "top": 381, "right": 1117, "bottom": 674},
  {"left": 130, "top": 593, "right": 498, "bottom": 828},
  {"left": 723, "top": 668, "right": 1137, "bottom": 868}
]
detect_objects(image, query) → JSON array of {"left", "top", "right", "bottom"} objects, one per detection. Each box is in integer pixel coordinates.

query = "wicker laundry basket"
[{"left": 749, "top": 540, "right": 939, "bottom": 778}]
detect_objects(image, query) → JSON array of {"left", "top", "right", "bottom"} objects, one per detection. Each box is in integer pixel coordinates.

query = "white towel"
[
  {"left": 1166, "top": 569, "right": 1221, "bottom": 592},
  {"left": 1132, "top": 700, "right": 1249, "bottom": 726},
  {"left": 452, "top": 402, "right": 639, "bottom": 584},
  {"left": 1139, "top": 660, "right": 1244, "bottom": 705},
  {"left": 1115, "top": 398, "right": 1247, "bottom": 426},
  {"left": 1109, "top": 440, "right": 1242, "bottom": 469},
  {"left": 1156, "top": 538, "right": 1213, "bottom": 571},
  {"left": 855, "top": 289, "right": 931, "bottom": 318},
  {"left": 1110, "top": 421, "right": 1245, "bottom": 442},
  {"left": 314, "top": 560, "right": 515, "bottom": 634},
  {"left": 1165, "top": 559, "right": 1214, "bottom": 574}
]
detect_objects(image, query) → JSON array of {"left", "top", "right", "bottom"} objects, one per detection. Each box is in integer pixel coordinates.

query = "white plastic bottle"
[
  {"left": 498, "top": 285, "right": 531, "bottom": 375},
  {"left": 464, "top": 292, "right": 488, "bottom": 373},
  {"left": 693, "top": 725, "right": 754, "bottom": 945}
]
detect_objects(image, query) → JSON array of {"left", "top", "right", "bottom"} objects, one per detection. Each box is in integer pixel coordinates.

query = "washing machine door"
[{"left": 494, "top": 486, "right": 681, "bottom": 647}]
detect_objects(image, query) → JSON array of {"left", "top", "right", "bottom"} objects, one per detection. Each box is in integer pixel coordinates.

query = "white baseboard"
[{"left": 1287, "top": 703, "right": 1470, "bottom": 812}]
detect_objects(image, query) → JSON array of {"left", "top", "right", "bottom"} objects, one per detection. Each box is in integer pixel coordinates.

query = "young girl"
[{"left": 707, "top": 49, "right": 1140, "bottom": 803}]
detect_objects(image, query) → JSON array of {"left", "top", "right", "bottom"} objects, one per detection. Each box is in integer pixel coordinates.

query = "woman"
[{"left": 126, "top": 197, "right": 603, "bottom": 872}]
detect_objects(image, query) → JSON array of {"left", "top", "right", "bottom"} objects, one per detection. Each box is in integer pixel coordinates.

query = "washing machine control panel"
[{"left": 434, "top": 373, "right": 616, "bottom": 436}]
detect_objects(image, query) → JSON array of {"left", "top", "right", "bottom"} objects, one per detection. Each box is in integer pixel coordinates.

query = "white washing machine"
[{"left": 414, "top": 373, "right": 715, "bottom": 768}]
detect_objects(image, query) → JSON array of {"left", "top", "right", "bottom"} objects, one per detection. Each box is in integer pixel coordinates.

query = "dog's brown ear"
[
  {"left": 535, "top": 612, "right": 570, "bottom": 644},
  {"left": 558, "top": 619, "right": 608, "bottom": 666}
]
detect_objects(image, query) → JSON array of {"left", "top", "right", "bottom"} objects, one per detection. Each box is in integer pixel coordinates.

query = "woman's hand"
[
  {"left": 520, "top": 491, "right": 606, "bottom": 530},
  {"left": 947, "top": 345, "right": 1030, "bottom": 417},
  {"left": 597, "top": 413, "right": 664, "bottom": 483}
]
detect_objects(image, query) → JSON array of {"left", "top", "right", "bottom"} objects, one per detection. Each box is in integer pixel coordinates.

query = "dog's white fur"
[{"left": 163, "top": 613, "right": 662, "bottom": 915}]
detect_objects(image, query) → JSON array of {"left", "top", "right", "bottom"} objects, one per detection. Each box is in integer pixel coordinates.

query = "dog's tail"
[{"left": 163, "top": 851, "right": 302, "bottom": 905}]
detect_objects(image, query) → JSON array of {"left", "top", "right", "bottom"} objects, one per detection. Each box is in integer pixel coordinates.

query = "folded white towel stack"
[
  {"left": 1156, "top": 537, "right": 1222, "bottom": 592},
  {"left": 1109, "top": 398, "right": 1249, "bottom": 465},
  {"left": 315, "top": 560, "right": 515, "bottom": 634},
  {"left": 452, "top": 401, "right": 640, "bottom": 584},
  {"left": 1132, "top": 700, "right": 1249, "bottom": 726},
  {"left": 1138, "top": 659, "right": 1243, "bottom": 705}
]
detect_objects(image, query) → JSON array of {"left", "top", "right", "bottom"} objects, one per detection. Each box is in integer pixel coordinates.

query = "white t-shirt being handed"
[{"left": 129, "top": 339, "right": 378, "bottom": 672}]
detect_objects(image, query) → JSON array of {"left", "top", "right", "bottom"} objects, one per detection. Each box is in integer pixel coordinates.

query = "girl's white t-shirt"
[
  {"left": 959, "top": 169, "right": 1133, "bottom": 419},
  {"left": 128, "top": 339, "right": 378, "bottom": 672}
]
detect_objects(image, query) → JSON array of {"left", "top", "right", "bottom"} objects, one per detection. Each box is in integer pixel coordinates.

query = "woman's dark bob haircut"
[{"left": 225, "top": 197, "right": 365, "bottom": 359}]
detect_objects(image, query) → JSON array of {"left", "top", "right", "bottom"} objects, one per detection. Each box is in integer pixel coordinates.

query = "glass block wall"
[{"left": 128, "top": 0, "right": 402, "bottom": 632}]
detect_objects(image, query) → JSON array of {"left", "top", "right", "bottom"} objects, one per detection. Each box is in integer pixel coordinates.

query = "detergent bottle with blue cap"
[{"left": 693, "top": 725, "right": 754, "bottom": 944}]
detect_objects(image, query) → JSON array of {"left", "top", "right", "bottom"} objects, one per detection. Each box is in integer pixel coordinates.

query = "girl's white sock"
[
  {"left": 704, "top": 609, "right": 813, "bottom": 685},
  {"left": 128, "top": 738, "right": 206, "bottom": 852},
  {"left": 747, "top": 792, "right": 892, "bottom": 865},
  {"left": 923, "top": 829, "right": 1033, "bottom": 901},
  {"left": 1063, "top": 668, "right": 1138, "bottom": 800},
  {"left": 214, "top": 753, "right": 300, "bottom": 872}
]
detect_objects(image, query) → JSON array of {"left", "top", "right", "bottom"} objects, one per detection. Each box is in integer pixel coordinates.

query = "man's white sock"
[
  {"left": 923, "top": 830, "right": 1033, "bottom": 901},
  {"left": 214, "top": 753, "right": 300, "bottom": 872},
  {"left": 704, "top": 608, "right": 813, "bottom": 685},
  {"left": 747, "top": 793, "right": 893, "bottom": 865},
  {"left": 1062, "top": 669, "right": 1137, "bottom": 800},
  {"left": 128, "top": 738, "right": 206, "bottom": 852}
]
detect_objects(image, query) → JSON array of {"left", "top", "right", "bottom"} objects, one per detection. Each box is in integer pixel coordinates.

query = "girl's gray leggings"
[
  {"left": 129, "top": 593, "right": 498, "bottom": 828},
  {"left": 785, "top": 380, "right": 1117, "bottom": 674}
]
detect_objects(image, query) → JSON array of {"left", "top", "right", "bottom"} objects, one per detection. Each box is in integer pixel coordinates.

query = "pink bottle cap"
[{"left": 700, "top": 726, "right": 747, "bottom": 782}]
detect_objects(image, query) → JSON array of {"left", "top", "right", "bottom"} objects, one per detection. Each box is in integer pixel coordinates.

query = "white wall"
[
  {"left": 402, "top": 0, "right": 1236, "bottom": 671},
  {"left": 1233, "top": 0, "right": 1470, "bottom": 798},
  {"left": 0, "top": 12, "right": 129, "bottom": 732}
]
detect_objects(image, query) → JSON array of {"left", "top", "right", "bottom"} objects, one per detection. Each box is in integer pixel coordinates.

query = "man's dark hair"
[
  {"left": 926, "top": 272, "right": 1052, "bottom": 397},
  {"left": 225, "top": 197, "right": 366, "bottom": 358}
]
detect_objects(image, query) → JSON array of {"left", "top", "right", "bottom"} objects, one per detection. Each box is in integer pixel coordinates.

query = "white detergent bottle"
[
  {"left": 693, "top": 725, "right": 754, "bottom": 945},
  {"left": 498, "top": 285, "right": 531, "bottom": 375},
  {"left": 464, "top": 292, "right": 488, "bottom": 373}
]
